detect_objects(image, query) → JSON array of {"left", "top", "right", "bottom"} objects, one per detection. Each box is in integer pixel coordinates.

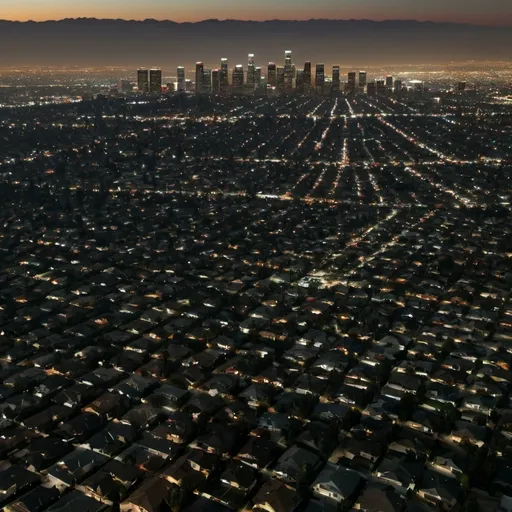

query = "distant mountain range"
[{"left": 0, "top": 18, "right": 511, "bottom": 68}]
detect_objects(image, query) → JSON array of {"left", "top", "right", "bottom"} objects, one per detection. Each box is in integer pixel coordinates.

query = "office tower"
[
  {"left": 166, "top": 82, "right": 175, "bottom": 93},
  {"left": 359, "top": 71, "right": 367, "bottom": 90},
  {"left": 315, "top": 64, "right": 325, "bottom": 90},
  {"left": 185, "top": 79, "right": 193, "bottom": 92},
  {"left": 255, "top": 67, "right": 262, "bottom": 90},
  {"left": 332, "top": 65, "right": 340, "bottom": 92},
  {"left": 149, "top": 69, "right": 162, "bottom": 94},
  {"left": 367, "top": 81, "right": 376, "bottom": 96},
  {"left": 267, "top": 62, "right": 277, "bottom": 88},
  {"left": 277, "top": 67, "right": 285, "bottom": 90},
  {"left": 284, "top": 50, "right": 293, "bottom": 91},
  {"left": 303, "top": 61, "right": 312, "bottom": 92},
  {"left": 212, "top": 69, "right": 220, "bottom": 94},
  {"left": 177, "top": 66, "right": 186, "bottom": 92},
  {"left": 394, "top": 79, "right": 402, "bottom": 94},
  {"left": 220, "top": 58, "right": 229, "bottom": 92},
  {"left": 347, "top": 71, "right": 357, "bottom": 94},
  {"left": 386, "top": 76, "right": 393, "bottom": 91},
  {"left": 195, "top": 62, "right": 204, "bottom": 93},
  {"left": 457, "top": 81, "right": 467, "bottom": 93},
  {"left": 202, "top": 69, "right": 212, "bottom": 93},
  {"left": 247, "top": 54, "right": 256, "bottom": 89},
  {"left": 232, "top": 64, "right": 244, "bottom": 93},
  {"left": 137, "top": 69, "right": 149, "bottom": 93},
  {"left": 296, "top": 69, "right": 304, "bottom": 92},
  {"left": 376, "top": 80, "right": 386, "bottom": 96}
]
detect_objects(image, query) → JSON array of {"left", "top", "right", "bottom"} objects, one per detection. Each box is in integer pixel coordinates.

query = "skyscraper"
[
  {"left": 284, "top": 50, "right": 293, "bottom": 91},
  {"left": 149, "top": 69, "right": 162, "bottom": 94},
  {"left": 202, "top": 69, "right": 212, "bottom": 93},
  {"left": 332, "top": 65, "right": 340, "bottom": 92},
  {"left": 347, "top": 72, "right": 357, "bottom": 95},
  {"left": 303, "top": 62, "right": 312, "bottom": 93},
  {"left": 277, "top": 67, "right": 285, "bottom": 90},
  {"left": 296, "top": 69, "right": 304, "bottom": 92},
  {"left": 376, "top": 80, "right": 386, "bottom": 96},
  {"left": 232, "top": 64, "right": 244, "bottom": 93},
  {"left": 367, "top": 81, "right": 376, "bottom": 96},
  {"left": 268, "top": 62, "right": 277, "bottom": 88},
  {"left": 359, "top": 71, "right": 367, "bottom": 92},
  {"left": 137, "top": 69, "right": 149, "bottom": 93},
  {"left": 386, "top": 76, "right": 393, "bottom": 91},
  {"left": 255, "top": 67, "right": 262, "bottom": 90},
  {"left": 220, "top": 58, "right": 229, "bottom": 93},
  {"left": 212, "top": 69, "right": 220, "bottom": 94},
  {"left": 177, "top": 66, "right": 186, "bottom": 92},
  {"left": 247, "top": 54, "right": 256, "bottom": 89},
  {"left": 315, "top": 64, "right": 325, "bottom": 90},
  {"left": 394, "top": 79, "right": 403, "bottom": 95},
  {"left": 195, "top": 62, "right": 204, "bottom": 94},
  {"left": 457, "top": 81, "right": 467, "bottom": 93}
]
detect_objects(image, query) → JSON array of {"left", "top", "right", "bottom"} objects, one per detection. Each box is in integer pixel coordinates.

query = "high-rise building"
[
  {"left": 212, "top": 69, "right": 220, "bottom": 94},
  {"left": 332, "top": 65, "right": 340, "bottom": 92},
  {"left": 296, "top": 69, "right": 304, "bottom": 92},
  {"left": 367, "top": 81, "right": 376, "bottom": 96},
  {"left": 255, "top": 67, "right": 262, "bottom": 90},
  {"left": 347, "top": 72, "right": 357, "bottom": 94},
  {"left": 394, "top": 79, "right": 403, "bottom": 95},
  {"left": 137, "top": 69, "right": 149, "bottom": 93},
  {"left": 315, "top": 64, "right": 325, "bottom": 90},
  {"left": 167, "top": 82, "right": 175, "bottom": 93},
  {"left": 149, "top": 69, "right": 162, "bottom": 94},
  {"left": 120, "top": 80, "right": 132, "bottom": 93},
  {"left": 177, "top": 66, "right": 186, "bottom": 92},
  {"left": 232, "top": 64, "right": 244, "bottom": 93},
  {"left": 284, "top": 50, "right": 293, "bottom": 91},
  {"left": 457, "top": 81, "right": 467, "bottom": 93},
  {"left": 247, "top": 54, "right": 256, "bottom": 89},
  {"left": 376, "top": 80, "right": 387, "bottom": 96},
  {"left": 303, "top": 62, "right": 312, "bottom": 93},
  {"left": 267, "top": 62, "right": 277, "bottom": 88},
  {"left": 386, "top": 76, "right": 393, "bottom": 91},
  {"left": 359, "top": 71, "right": 367, "bottom": 92},
  {"left": 195, "top": 62, "right": 204, "bottom": 94},
  {"left": 410, "top": 80, "right": 425, "bottom": 94},
  {"left": 202, "top": 69, "right": 212, "bottom": 93},
  {"left": 277, "top": 67, "right": 285, "bottom": 90},
  {"left": 220, "top": 58, "right": 229, "bottom": 92}
]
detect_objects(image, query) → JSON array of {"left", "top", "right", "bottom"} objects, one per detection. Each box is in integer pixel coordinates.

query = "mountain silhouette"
[{"left": 0, "top": 18, "right": 510, "bottom": 68}]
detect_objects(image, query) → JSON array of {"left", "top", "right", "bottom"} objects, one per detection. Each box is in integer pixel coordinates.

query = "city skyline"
[{"left": 3, "top": 0, "right": 512, "bottom": 25}]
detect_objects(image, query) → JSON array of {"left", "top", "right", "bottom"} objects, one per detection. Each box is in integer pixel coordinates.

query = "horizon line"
[{"left": 0, "top": 17, "right": 511, "bottom": 27}]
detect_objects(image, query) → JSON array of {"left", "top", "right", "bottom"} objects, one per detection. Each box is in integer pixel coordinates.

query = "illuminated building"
[
  {"left": 359, "top": 71, "right": 367, "bottom": 93},
  {"left": 232, "top": 64, "right": 244, "bottom": 93},
  {"left": 277, "top": 67, "right": 285, "bottom": 90},
  {"left": 394, "top": 79, "right": 402, "bottom": 94},
  {"left": 284, "top": 50, "right": 293, "bottom": 91},
  {"left": 220, "top": 58, "right": 229, "bottom": 92},
  {"left": 315, "top": 63, "right": 325, "bottom": 90},
  {"left": 202, "top": 68, "right": 212, "bottom": 93},
  {"left": 332, "top": 65, "right": 340, "bottom": 92},
  {"left": 212, "top": 69, "right": 220, "bottom": 94},
  {"left": 166, "top": 82, "right": 175, "bottom": 93},
  {"left": 386, "top": 76, "right": 393, "bottom": 91},
  {"left": 247, "top": 53, "right": 256, "bottom": 89},
  {"left": 177, "top": 66, "right": 186, "bottom": 92},
  {"left": 367, "top": 81, "right": 376, "bottom": 96},
  {"left": 457, "top": 81, "right": 467, "bottom": 93},
  {"left": 195, "top": 62, "right": 204, "bottom": 94},
  {"left": 303, "top": 61, "right": 312, "bottom": 92},
  {"left": 267, "top": 62, "right": 277, "bottom": 88},
  {"left": 137, "top": 69, "right": 149, "bottom": 93},
  {"left": 376, "top": 80, "right": 387, "bottom": 96},
  {"left": 347, "top": 71, "right": 357, "bottom": 95},
  {"left": 410, "top": 80, "right": 425, "bottom": 94},
  {"left": 149, "top": 69, "right": 162, "bottom": 94}
]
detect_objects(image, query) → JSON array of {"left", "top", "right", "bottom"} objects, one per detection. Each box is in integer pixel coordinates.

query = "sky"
[{"left": 1, "top": 0, "right": 512, "bottom": 25}]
